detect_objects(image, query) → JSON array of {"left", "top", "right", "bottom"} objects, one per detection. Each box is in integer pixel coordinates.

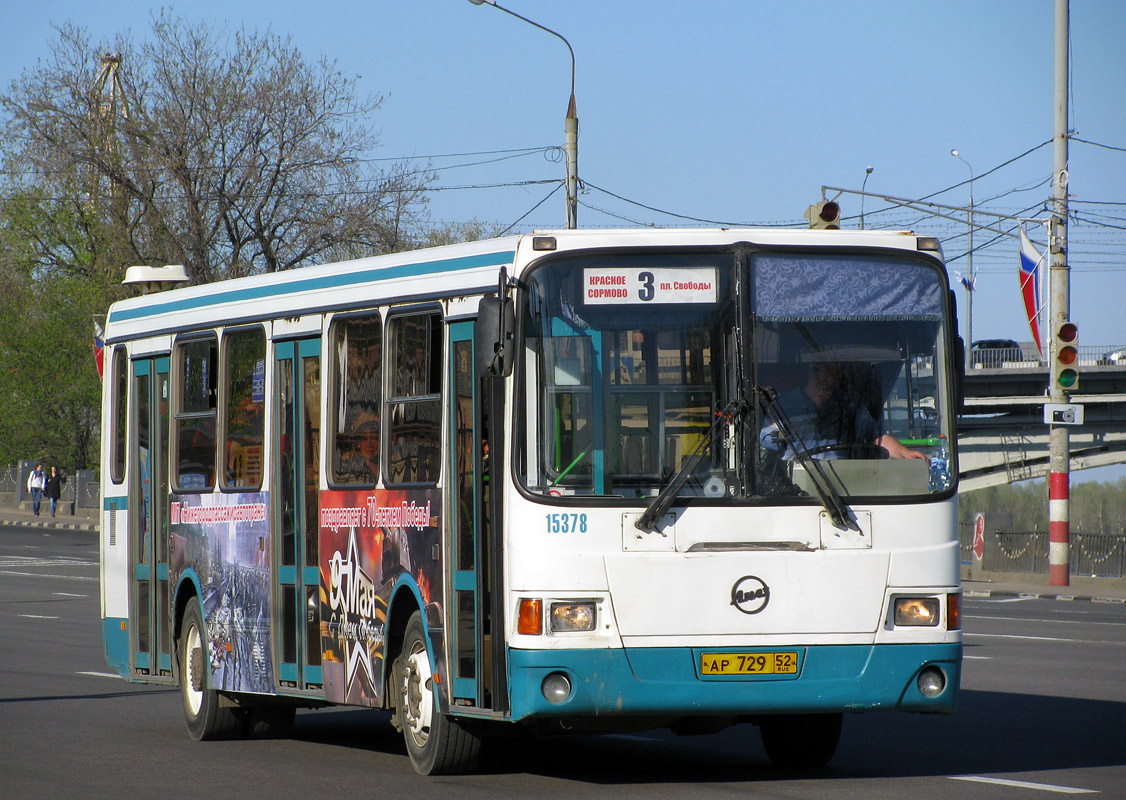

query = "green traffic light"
[{"left": 1058, "top": 368, "right": 1078, "bottom": 389}]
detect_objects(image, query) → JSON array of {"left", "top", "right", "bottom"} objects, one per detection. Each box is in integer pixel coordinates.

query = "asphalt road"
[{"left": 2, "top": 524, "right": 1124, "bottom": 799}]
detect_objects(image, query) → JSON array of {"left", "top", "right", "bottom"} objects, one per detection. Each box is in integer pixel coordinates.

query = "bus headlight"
[
  {"left": 893, "top": 597, "right": 940, "bottom": 626},
  {"left": 550, "top": 602, "right": 596, "bottom": 632}
]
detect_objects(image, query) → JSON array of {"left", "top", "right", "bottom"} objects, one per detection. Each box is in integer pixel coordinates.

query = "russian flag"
[
  {"left": 1018, "top": 226, "right": 1044, "bottom": 356},
  {"left": 94, "top": 320, "right": 105, "bottom": 378}
]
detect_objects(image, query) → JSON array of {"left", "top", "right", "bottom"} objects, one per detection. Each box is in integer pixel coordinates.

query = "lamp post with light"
[
  {"left": 469, "top": 0, "right": 578, "bottom": 229},
  {"left": 951, "top": 148, "right": 974, "bottom": 367},
  {"left": 860, "top": 166, "right": 873, "bottom": 229}
]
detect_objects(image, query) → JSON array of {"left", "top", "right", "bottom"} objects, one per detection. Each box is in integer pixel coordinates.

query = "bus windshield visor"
[{"left": 515, "top": 249, "right": 953, "bottom": 501}]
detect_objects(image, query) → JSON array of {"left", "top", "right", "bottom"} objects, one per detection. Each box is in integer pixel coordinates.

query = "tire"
[
  {"left": 759, "top": 713, "right": 842, "bottom": 768},
  {"left": 396, "top": 611, "right": 481, "bottom": 775},
  {"left": 179, "top": 601, "right": 242, "bottom": 740}
]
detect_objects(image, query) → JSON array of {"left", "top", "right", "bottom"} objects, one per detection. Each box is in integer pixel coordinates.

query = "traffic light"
[
  {"left": 1052, "top": 321, "right": 1079, "bottom": 391},
  {"left": 804, "top": 200, "right": 841, "bottom": 230}
]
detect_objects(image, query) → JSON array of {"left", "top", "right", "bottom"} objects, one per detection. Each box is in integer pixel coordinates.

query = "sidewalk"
[
  {"left": 0, "top": 503, "right": 98, "bottom": 533},
  {"left": 962, "top": 569, "right": 1126, "bottom": 604}
]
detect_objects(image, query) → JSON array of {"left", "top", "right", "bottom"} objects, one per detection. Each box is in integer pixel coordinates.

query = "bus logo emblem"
[{"left": 730, "top": 575, "right": 770, "bottom": 615}]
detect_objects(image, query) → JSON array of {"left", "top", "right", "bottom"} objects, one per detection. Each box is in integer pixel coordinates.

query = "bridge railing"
[
  {"left": 971, "top": 343, "right": 1126, "bottom": 369},
  {"left": 959, "top": 524, "right": 1126, "bottom": 578}
]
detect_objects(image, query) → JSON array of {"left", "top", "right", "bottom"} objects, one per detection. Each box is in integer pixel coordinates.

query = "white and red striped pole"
[
  {"left": 1048, "top": 471, "right": 1069, "bottom": 585},
  {"left": 1047, "top": 0, "right": 1070, "bottom": 586}
]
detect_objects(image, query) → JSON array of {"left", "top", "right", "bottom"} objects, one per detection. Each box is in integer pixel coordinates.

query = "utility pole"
[
  {"left": 951, "top": 149, "right": 975, "bottom": 368},
  {"left": 1048, "top": 0, "right": 1071, "bottom": 586},
  {"left": 469, "top": 0, "right": 578, "bottom": 228}
]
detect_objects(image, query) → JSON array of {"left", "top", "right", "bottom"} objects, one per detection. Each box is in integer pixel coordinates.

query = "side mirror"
[{"left": 475, "top": 295, "right": 515, "bottom": 378}]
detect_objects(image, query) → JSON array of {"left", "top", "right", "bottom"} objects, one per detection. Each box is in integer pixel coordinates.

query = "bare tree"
[{"left": 0, "top": 14, "right": 433, "bottom": 284}]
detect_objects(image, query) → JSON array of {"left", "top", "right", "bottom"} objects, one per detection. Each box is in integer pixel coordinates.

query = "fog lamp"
[
  {"left": 894, "top": 597, "right": 940, "bottom": 626},
  {"left": 917, "top": 666, "right": 946, "bottom": 698},
  {"left": 550, "top": 602, "right": 596, "bottom": 632},
  {"left": 542, "top": 672, "right": 572, "bottom": 705}
]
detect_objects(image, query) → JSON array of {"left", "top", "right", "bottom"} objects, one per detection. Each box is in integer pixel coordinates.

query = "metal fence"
[
  {"left": 0, "top": 466, "right": 99, "bottom": 509},
  {"left": 959, "top": 524, "right": 1126, "bottom": 578},
  {"left": 970, "top": 343, "right": 1125, "bottom": 369}
]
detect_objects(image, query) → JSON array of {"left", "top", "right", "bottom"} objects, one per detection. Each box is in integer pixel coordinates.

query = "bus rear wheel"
[
  {"left": 759, "top": 712, "right": 842, "bottom": 768},
  {"left": 179, "top": 601, "right": 241, "bottom": 740},
  {"left": 396, "top": 611, "right": 481, "bottom": 775}
]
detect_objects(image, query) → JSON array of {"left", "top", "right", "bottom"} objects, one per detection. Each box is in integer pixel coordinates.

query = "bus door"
[
  {"left": 129, "top": 356, "right": 173, "bottom": 680},
  {"left": 274, "top": 338, "right": 323, "bottom": 692},
  {"left": 448, "top": 321, "right": 507, "bottom": 712}
]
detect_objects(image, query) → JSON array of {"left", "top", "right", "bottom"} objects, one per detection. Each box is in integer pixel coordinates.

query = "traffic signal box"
[
  {"left": 1052, "top": 321, "right": 1079, "bottom": 391},
  {"left": 804, "top": 200, "right": 841, "bottom": 230}
]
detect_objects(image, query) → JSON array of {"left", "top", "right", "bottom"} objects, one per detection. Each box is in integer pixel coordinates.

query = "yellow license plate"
[{"left": 700, "top": 651, "right": 799, "bottom": 676}]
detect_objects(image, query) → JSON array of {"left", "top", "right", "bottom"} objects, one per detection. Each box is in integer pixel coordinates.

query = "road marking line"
[
  {"left": 972, "top": 614, "right": 1124, "bottom": 627},
  {"left": 77, "top": 671, "right": 125, "bottom": 680},
  {"left": 0, "top": 570, "right": 97, "bottom": 581},
  {"left": 959, "top": 635, "right": 1116, "bottom": 649},
  {"left": 951, "top": 776, "right": 1096, "bottom": 794},
  {"left": 963, "top": 654, "right": 992, "bottom": 660},
  {"left": 0, "top": 561, "right": 94, "bottom": 567},
  {"left": 19, "top": 614, "right": 60, "bottom": 619},
  {"left": 54, "top": 592, "right": 87, "bottom": 597}
]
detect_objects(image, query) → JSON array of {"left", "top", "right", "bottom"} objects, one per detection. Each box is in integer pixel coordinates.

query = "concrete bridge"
[{"left": 958, "top": 346, "right": 1126, "bottom": 491}]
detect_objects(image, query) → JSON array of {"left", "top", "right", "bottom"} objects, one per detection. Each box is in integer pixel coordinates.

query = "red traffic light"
[{"left": 819, "top": 201, "right": 840, "bottom": 224}]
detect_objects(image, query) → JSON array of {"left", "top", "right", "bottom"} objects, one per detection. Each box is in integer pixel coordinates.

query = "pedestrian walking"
[
  {"left": 27, "top": 463, "right": 46, "bottom": 516},
  {"left": 44, "top": 466, "right": 65, "bottom": 518}
]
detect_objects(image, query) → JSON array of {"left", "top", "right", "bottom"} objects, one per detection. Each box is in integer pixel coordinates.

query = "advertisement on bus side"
[{"left": 318, "top": 488, "right": 443, "bottom": 707}]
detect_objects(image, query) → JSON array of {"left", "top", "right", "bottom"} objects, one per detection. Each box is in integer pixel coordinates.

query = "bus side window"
[
  {"left": 174, "top": 336, "right": 218, "bottom": 492},
  {"left": 111, "top": 346, "right": 128, "bottom": 484},
  {"left": 330, "top": 312, "right": 383, "bottom": 486},
  {"left": 386, "top": 311, "right": 442, "bottom": 485},
  {"left": 221, "top": 327, "right": 266, "bottom": 490}
]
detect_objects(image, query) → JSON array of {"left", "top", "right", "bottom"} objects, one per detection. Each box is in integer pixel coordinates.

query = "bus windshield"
[{"left": 516, "top": 248, "right": 952, "bottom": 501}]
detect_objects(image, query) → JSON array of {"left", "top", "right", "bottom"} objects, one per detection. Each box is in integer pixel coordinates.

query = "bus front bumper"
[{"left": 504, "top": 642, "right": 961, "bottom": 722}]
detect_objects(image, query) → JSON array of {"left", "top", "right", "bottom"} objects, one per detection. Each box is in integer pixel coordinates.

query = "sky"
[{"left": 3, "top": 0, "right": 1125, "bottom": 479}]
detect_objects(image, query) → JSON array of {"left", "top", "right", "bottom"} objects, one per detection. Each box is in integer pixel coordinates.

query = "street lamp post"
[
  {"left": 951, "top": 149, "right": 974, "bottom": 367},
  {"left": 469, "top": 0, "right": 578, "bottom": 229},
  {"left": 860, "top": 166, "right": 873, "bottom": 229}
]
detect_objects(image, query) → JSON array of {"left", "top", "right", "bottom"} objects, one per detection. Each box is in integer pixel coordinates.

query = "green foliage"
[
  {"left": 960, "top": 477, "right": 1126, "bottom": 535},
  {"left": 0, "top": 16, "right": 444, "bottom": 474},
  {"left": 0, "top": 202, "right": 112, "bottom": 469}
]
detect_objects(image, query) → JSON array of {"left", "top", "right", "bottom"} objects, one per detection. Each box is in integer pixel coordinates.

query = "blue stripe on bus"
[
  {"left": 104, "top": 496, "right": 127, "bottom": 511},
  {"left": 503, "top": 642, "right": 962, "bottom": 721},
  {"left": 102, "top": 617, "right": 130, "bottom": 676},
  {"left": 108, "top": 250, "right": 517, "bottom": 323}
]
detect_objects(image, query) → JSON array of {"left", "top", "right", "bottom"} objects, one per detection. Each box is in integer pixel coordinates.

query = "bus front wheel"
[
  {"left": 759, "top": 713, "right": 842, "bottom": 768},
  {"left": 179, "top": 601, "right": 241, "bottom": 740},
  {"left": 395, "top": 611, "right": 481, "bottom": 775}
]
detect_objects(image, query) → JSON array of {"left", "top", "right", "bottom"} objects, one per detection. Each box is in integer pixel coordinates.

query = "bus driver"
[{"left": 760, "top": 359, "right": 927, "bottom": 462}]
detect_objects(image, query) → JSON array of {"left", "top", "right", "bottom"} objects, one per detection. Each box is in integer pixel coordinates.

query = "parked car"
[{"left": 971, "top": 338, "right": 1023, "bottom": 368}]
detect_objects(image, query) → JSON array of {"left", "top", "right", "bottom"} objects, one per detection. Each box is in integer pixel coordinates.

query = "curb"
[
  {"left": 964, "top": 588, "right": 1126, "bottom": 604},
  {"left": 0, "top": 516, "right": 98, "bottom": 533}
]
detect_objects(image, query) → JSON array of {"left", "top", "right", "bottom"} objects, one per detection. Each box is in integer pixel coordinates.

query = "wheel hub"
[{"left": 403, "top": 645, "right": 433, "bottom": 743}]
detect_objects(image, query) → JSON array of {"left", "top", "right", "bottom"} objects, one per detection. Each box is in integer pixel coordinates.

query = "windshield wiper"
[
  {"left": 634, "top": 399, "right": 745, "bottom": 532},
  {"left": 756, "top": 386, "right": 859, "bottom": 532}
]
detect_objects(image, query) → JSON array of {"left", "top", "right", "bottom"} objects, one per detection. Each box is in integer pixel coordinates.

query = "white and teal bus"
[{"left": 99, "top": 227, "right": 962, "bottom": 774}]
